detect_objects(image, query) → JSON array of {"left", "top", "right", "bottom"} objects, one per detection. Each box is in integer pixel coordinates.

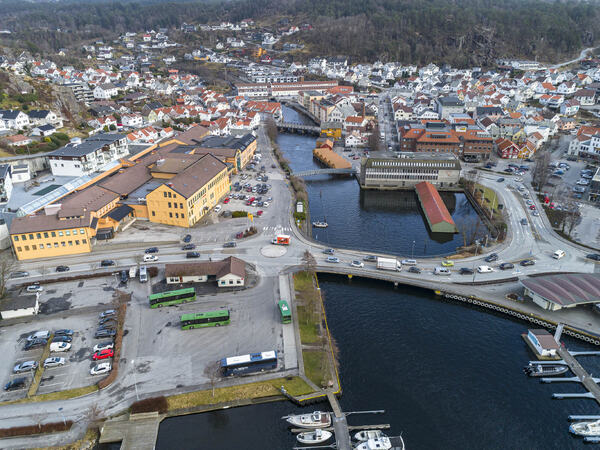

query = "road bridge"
[
  {"left": 291, "top": 167, "right": 357, "bottom": 177},
  {"left": 276, "top": 121, "right": 321, "bottom": 135}
]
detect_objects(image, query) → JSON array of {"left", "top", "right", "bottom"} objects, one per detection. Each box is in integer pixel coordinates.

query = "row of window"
[
  {"left": 14, "top": 229, "right": 86, "bottom": 242},
  {"left": 369, "top": 161, "right": 454, "bottom": 168},
  {"left": 163, "top": 190, "right": 178, "bottom": 199},
  {"left": 16, "top": 239, "right": 88, "bottom": 252},
  {"left": 168, "top": 202, "right": 184, "bottom": 209},
  {"left": 366, "top": 173, "right": 439, "bottom": 180}
]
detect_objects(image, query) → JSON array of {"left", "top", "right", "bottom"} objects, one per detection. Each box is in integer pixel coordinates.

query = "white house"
[
  {"left": 165, "top": 257, "right": 246, "bottom": 288},
  {"left": 345, "top": 131, "right": 367, "bottom": 148},
  {"left": 560, "top": 99, "right": 580, "bottom": 117},
  {"left": 121, "top": 113, "right": 143, "bottom": 128},
  {"left": 574, "top": 88, "right": 596, "bottom": 106},
  {"left": 10, "top": 164, "right": 30, "bottom": 183},
  {"left": 30, "top": 124, "right": 56, "bottom": 137},
  {"left": 28, "top": 110, "right": 62, "bottom": 128},
  {"left": 48, "top": 133, "right": 128, "bottom": 177},
  {"left": 0, "top": 294, "right": 39, "bottom": 320},
  {"left": 0, "top": 164, "right": 12, "bottom": 204},
  {"left": 526, "top": 329, "right": 558, "bottom": 357},
  {"left": 93, "top": 83, "right": 118, "bottom": 100},
  {"left": 0, "top": 110, "right": 29, "bottom": 130}
]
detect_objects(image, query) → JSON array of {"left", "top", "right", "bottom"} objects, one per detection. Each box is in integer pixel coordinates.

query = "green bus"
[
  {"left": 180, "top": 309, "right": 230, "bottom": 329},
  {"left": 149, "top": 288, "right": 196, "bottom": 308},
  {"left": 278, "top": 300, "right": 292, "bottom": 324}
]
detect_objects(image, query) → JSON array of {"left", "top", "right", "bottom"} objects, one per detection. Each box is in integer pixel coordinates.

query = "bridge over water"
[
  {"left": 276, "top": 121, "right": 321, "bottom": 135},
  {"left": 291, "top": 167, "right": 358, "bottom": 177}
]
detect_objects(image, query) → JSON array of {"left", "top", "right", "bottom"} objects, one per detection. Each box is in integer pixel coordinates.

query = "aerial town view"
[{"left": 2, "top": 0, "right": 600, "bottom": 449}]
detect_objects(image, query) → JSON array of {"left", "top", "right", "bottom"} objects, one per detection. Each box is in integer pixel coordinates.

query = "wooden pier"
[{"left": 554, "top": 346, "right": 600, "bottom": 406}]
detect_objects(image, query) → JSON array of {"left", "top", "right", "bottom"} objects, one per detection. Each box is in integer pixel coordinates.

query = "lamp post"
[
  {"left": 472, "top": 240, "right": 480, "bottom": 284},
  {"left": 132, "top": 360, "right": 140, "bottom": 401},
  {"left": 58, "top": 407, "right": 66, "bottom": 426},
  {"left": 411, "top": 240, "right": 415, "bottom": 259}
]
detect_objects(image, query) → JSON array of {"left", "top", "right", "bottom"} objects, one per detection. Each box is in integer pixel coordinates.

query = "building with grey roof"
[{"left": 521, "top": 273, "right": 600, "bottom": 311}]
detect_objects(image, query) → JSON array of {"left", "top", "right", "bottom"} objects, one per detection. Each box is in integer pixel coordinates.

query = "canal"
[
  {"left": 157, "top": 276, "right": 599, "bottom": 449},
  {"left": 277, "top": 106, "right": 486, "bottom": 257}
]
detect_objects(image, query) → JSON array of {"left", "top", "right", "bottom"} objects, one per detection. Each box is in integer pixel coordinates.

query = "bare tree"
[
  {"left": 368, "top": 124, "right": 382, "bottom": 152},
  {"left": 203, "top": 361, "right": 221, "bottom": 397},
  {"left": 301, "top": 250, "right": 317, "bottom": 272},
  {"left": 265, "top": 116, "right": 279, "bottom": 142},
  {"left": 0, "top": 255, "right": 13, "bottom": 299},
  {"left": 85, "top": 402, "right": 104, "bottom": 426},
  {"left": 532, "top": 150, "right": 552, "bottom": 191},
  {"left": 563, "top": 201, "right": 581, "bottom": 237}
]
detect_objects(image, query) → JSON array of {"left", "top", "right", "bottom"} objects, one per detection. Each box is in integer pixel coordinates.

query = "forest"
[{"left": 0, "top": 0, "right": 598, "bottom": 66}]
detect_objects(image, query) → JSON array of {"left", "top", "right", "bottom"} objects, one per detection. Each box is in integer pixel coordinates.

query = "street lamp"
[
  {"left": 58, "top": 407, "right": 66, "bottom": 426},
  {"left": 411, "top": 240, "right": 415, "bottom": 259},
  {"left": 132, "top": 360, "right": 140, "bottom": 401}
]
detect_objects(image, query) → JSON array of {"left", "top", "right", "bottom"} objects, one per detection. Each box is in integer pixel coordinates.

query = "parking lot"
[{"left": 0, "top": 312, "right": 112, "bottom": 401}]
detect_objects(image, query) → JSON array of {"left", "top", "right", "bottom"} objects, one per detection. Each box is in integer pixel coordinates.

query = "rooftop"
[{"left": 521, "top": 273, "right": 600, "bottom": 307}]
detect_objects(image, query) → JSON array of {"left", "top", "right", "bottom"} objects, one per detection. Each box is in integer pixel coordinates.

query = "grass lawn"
[
  {"left": 1, "top": 384, "right": 98, "bottom": 406},
  {"left": 0, "top": 149, "right": 13, "bottom": 157},
  {"left": 166, "top": 377, "right": 314, "bottom": 411},
  {"left": 297, "top": 305, "right": 321, "bottom": 345},
  {"left": 303, "top": 350, "right": 327, "bottom": 388},
  {"left": 293, "top": 271, "right": 314, "bottom": 292},
  {"left": 474, "top": 183, "right": 502, "bottom": 220}
]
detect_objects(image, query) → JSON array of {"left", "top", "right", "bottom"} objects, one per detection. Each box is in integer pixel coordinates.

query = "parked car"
[
  {"left": 223, "top": 198, "right": 230, "bottom": 204},
  {"left": 401, "top": 259, "right": 417, "bottom": 266},
  {"left": 4, "top": 378, "right": 27, "bottom": 391},
  {"left": 99, "top": 317, "right": 117, "bottom": 326},
  {"left": 186, "top": 251, "right": 200, "bottom": 258},
  {"left": 143, "top": 254, "right": 158, "bottom": 262},
  {"left": 54, "top": 329, "right": 74, "bottom": 336},
  {"left": 26, "top": 284, "right": 43, "bottom": 293},
  {"left": 43, "top": 357, "right": 66, "bottom": 368},
  {"left": 323, "top": 248, "right": 335, "bottom": 255},
  {"left": 183, "top": 234, "right": 192, "bottom": 243},
  {"left": 214, "top": 205, "right": 222, "bottom": 213},
  {"left": 49, "top": 342, "right": 71, "bottom": 352},
  {"left": 477, "top": 265, "right": 494, "bottom": 273},
  {"left": 93, "top": 342, "right": 114, "bottom": 353},
  {"left": 459, "top": 267, "right": 474, "bottom": 275},
  {"left": 27, "top": 331, "right": 50, "bottom": 341},
  {"left": 223, "top": 241, "right": 237, "bottom": 248},
  {"left": 56, "top": 265, "right": 70, "bottom": 272},
  {"left": 92, "top": 349, "right": 114, "bottom": 361},
  {"left": 586, "top": 253, "right": 600, "bottom": 261},
  {"left": 10, "top": 271, "right": 29, "bottom": 279},
  {"left": 520, "top": 259, "right": 535, "bottom": 266},
  {"left": 23, "top": 339, "right": 47, "bottom": 351},
  {"left": 532, "top": 210, "right": 540, "bottom": 216},
  {"left": 496, "top": 177, "right": 505, "bottom": 182},
  {"left": 99, "top": 309, "right": 116, "bottom": 319},
  {"left": 350, "top": 260, "right": 364, "bottom": 268},
  {"left": 95, "top": 329, "right": 117, "bottom": 339},
  {"left": 182, "top": 244, "right": 196, "bottom": 250},
  {"left": 52, "top": 335, "right": 72, "bottom": 343},
  {"left": 363, "top": 255, "right": 377, "bottom": 262},
  {"left": 90, "top": 362, "right": 112, "bottom": 376},
  {"left": 520, "top": 218, "right": 528, "bottom": 226},
  {"left": 100, "top": 260, "right": 115, "bottom": 267},
  {"left": 441, "top": 260, "right": 454, "bottom": 267},
  {"left": 408, "top": 266, "right": 422, "bottom": 274},
  {"left": 485, "top": 253, "right": 498, "bottom": 263},
  {"left": 120, "top": 270, "right": 128, "bottom": 283},
  {"left": 434, "top": 267, "right": 451, "bottom": 276},
  {"left": 145, "top": 247, "right": 159, "bottom": 254},
  {"left": 326, "top": 256, "right": 340, "bottom": 263},
  {"left": 257, "top": 210, "right": 263, "bottom": 216},
  {"left": 499, "top": 262, "right": 514, "bottom": 270},
  {"left": 13, "top": 361, "right": 38, "bottom": 373}
]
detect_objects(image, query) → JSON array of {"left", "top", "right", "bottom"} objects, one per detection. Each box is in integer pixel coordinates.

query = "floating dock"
[
  {"left": 414, "top": 181, "right": 457, "bottom": 233},
  {"left": 552, "top": 346, "right": 600, "bottom": 406}
]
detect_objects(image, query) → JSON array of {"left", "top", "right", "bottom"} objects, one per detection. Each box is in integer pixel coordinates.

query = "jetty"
[
  {"left": 548, "top": 345, "right": 600, "bottom": 405},
  {"left": 327, "top": 391, "right": 352, "bottom": 450},
  {"left": 99, "top": 412, "right": 163, "bottom": 450}
]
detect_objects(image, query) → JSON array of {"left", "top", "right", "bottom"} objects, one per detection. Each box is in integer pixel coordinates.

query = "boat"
[
  {"left": 312, "top": 221, "right": 328, "bottom": 228},
  {"left": 297, "top": 428, "right": 333, "bottom": 444},
  {"left": 355, "top": 430, "right": 387, "bottom": 441},
  {"left": 570, "top": 419, "right": 600, "bottom": 437},
  {"left": 523, "top": 363, "right": 569, "bottom": 377},
  {"left": 354, "top": 437, "right": 392, "bottom": 450},
  {"left": 284, "top": 411, "right": 332, "bottom": 429}
]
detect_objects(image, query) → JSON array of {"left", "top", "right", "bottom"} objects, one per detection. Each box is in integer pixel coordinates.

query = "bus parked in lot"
[
  {"left": 149, "top": 287, "right": 196, "bottom": 308},
  {"left": 278, "top": 300, "right": 292, "bottom": 324},
  {"left": 220, "top": 351, "right": 277, "bottom": 376},
  {"left": 180, "top": 310, "right": 230, "bottom": 330}
]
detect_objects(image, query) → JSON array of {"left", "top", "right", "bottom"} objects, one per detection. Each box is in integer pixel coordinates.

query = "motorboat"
[
  {"left": 354, "top": 437, "right": 392, "bottom": 450},
  {"left": 297, "top": 428, "right": 333, "bottom": 444},
  {"left": 570, "top": 419, "right": 600, "bottom": 437},
  {"left": 312, "top": 221, "right": 328, "bottom": 228},
  {"left": 355, "top": 430, "right": 386, "bottom": 441},
  {"left": 284, "top": 411, "right": 332, "bottom": 429},
  {"left": 523, "top": 363, "right": 568, "bottom": 377}
]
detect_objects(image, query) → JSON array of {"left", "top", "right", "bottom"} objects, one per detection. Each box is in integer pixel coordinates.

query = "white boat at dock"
[
  {"left": 297, "top": 428, "right": 333, "bottom": 444},
  {"left": 524, "top": 363, "right": 569, "bottom": 377},
  {"left": 354, "top": 436, "right": 392, "bottom": 450},
  {"left": 570, "top": 419, "right": 600, "bottom": 437},
  {"left": 355, "top": 430, "right": 386, "bottom": 441},
  {"left": 284, "top": 411, "right": 332, "bottom": 429},
  {"left": 312, "top": 221, "right": 329, "bottom": 228}
]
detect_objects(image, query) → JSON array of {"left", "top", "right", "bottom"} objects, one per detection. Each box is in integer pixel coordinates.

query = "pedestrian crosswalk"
[{"left": 262, "top": 226, "right": 292, "bottom": 232}]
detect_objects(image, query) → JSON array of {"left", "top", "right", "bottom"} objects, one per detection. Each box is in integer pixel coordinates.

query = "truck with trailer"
[
  {"left": 271, "top": 235, "right": 291, "bottom": 245},
  {"left": 376, "top": 257, "right": 402, "bottom": 272}
]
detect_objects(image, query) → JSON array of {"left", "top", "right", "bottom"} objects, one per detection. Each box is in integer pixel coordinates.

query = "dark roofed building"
[
  {"left": 165, "top": 256, "right": 246, "bottom": 287},
  {"left": 521, "top": 273, "right": 600, "bottom": 310}
]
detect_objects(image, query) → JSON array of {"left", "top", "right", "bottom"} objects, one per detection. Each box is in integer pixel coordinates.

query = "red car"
[
  {"left": 92, "top": 349, "right": 114, "bottom": 360},
  {"left": 257, "top": 210, "right": 263, "bottom": 216},
  {"left": 529, "top": 204, "right": 536, "bottom": 210},
  {"left": 223, "top": 198, "right": 230, "bottom": 204}
]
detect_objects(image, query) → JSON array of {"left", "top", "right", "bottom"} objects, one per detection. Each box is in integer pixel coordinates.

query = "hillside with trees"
[{"left": 0, "top": 0, "right": 598, "bottom": 67}]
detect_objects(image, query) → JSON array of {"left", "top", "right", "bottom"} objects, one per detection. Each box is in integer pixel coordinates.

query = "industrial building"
[{"left": 521, "top": 273, "right": 600, "bottom": 311}]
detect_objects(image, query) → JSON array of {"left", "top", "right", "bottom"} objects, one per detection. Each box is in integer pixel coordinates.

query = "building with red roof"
[{"left": 414, "top": 181, "right": 457, "bottom": 233}]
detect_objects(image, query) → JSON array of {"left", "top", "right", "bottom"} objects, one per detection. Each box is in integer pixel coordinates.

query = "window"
[
  {"left": 29, "top": 234, "right": 34, "bottom": 240},
  {"left": 13, "top": 235, "right": 18, "bottom": 241},
  {"left": 229, "top": 280, "right": 234, "bottom": 285},
  {"left": 180, "top": 203, "right": 183, "bottom": 209},
  {"left": 51, "top": 232, "right": 56, "bottom": 237},
  {"left": 44, "top": 232, "right": 48, "bottom": 238},
  {"left": 75, "top": 240, "right": 80, "bottom": 245},
  {"left": 65, "top": 231, "right": 70, "bottom": 236},
  {"left": 237, "top": 280, "right": 242, "bottom": 284},
  {"left": 152, "top": 211, "right": 155, "bottom": 216},
  {"left": 61, "top": 242, "right": 66, "bottom": 247},
  {"left": 169, "top": 212, "right": 173, "bottom": 218},
  {"left": 168, "top": 202, "right": 172, "bottom": 208},
  {"left": 163, "top": 191, "right": 167, "bottom": 198},
  {"left": 39, "top": 244, "right": 44, "bottom": 249},
  {"left": 58, "top": 231, "right": 63, "bottom": 236},
  {"left": 69, "top": 241, "right": 73, "bottom": 246},
  {"left": 80, "top": 229, "right": 85, "bottom": 234},
  {"left": 175, "top": 213, "right": 179, "bottom": 218},
  {"left": 168, "top": 192, "right": 172, "bottom": 198},
  {"left": 32, "top": 245, "right": 37, "bottom": 250},
  {"left": 54, "top": 243, "right": 59, "bottom": 247},
  {"left": 72, "top": 230, "right": 77, "bottom": 235},
  {"left": 36, "top": 233, "right": 41, "bottom": 239},
  {"left": 82, "top": 239, "right": 87, "bottom": 244},
  {"left": 25, "top": 245, "right": 30, "bottom": 251},
  {"left": 17, "top": 246, "right": 22, "bottom": 252}
]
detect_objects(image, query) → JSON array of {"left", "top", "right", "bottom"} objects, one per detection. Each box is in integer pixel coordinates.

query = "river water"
[{"left": 155, "top": 109, "right": 599, "bottom": 449}]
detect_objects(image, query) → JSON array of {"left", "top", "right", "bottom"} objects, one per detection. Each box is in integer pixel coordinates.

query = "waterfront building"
[
  {"left": 521, "top": 273, "right": 600, "bottom": 311},
  {"left": 165, "top": 256, "right": 246, "bottom": 287},
  {"left": 414, "top": 181, "right": 458, "bottom": 233},
  {"left": 526, "top": 329, "right": 559, "bottom": 358},
  {"left": 360, "top": 153, "right": 461, "bottom": 190}
]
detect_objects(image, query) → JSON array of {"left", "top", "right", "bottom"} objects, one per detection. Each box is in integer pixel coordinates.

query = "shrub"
[
  {"left": 130, "top": 396, "right": 168, "bottom": 414},
  {"left": 294, "top": 212, "right": 306, "bottom": 221},
  {"left": 0, "top": 421, "right": 73, "bottom": 437},
  {"left": 232, "top": 210, "right": 248, "bottom": 218},
  {"left": 147, "top": 266, "right": 159, "bottom": 278}
]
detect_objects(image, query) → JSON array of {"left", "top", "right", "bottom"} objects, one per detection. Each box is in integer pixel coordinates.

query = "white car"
[
  {"left": 477, "top": 265, "right": 494, "bottom": 273},
  {"left": 214, "top": 205, "right": 222, "bottom": 213},
  {"left": 43, "top": 357, "right": 66, "bottom": 368},
  {"left": 401, "top": 259, "right": 417, "bottom": 266},
  {"left": 93, "top": 342, "right": 114, "bottom": 353},
  {"left": 143, "top": 254, "right": 158, "bottom": 262},
  {"left": 350, "top": 260, "right": 364, "bottom": 268},
  {"left": 26, "top": 285, "right": 43, "bottom": 293},
  {"left": 50, "top": 342, "right": 71, "bottom": 352},
  {"left": 90, "top": 362, "right": 112, "bottom": 376},
  {"left": 262, "top": 202, "right": 270, "bottom": 208}
]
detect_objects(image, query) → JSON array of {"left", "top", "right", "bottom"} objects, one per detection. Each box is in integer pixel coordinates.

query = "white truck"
[
  {"left": 129, "top": 266, "right": 137, "bottom": 279},
  {"left": 376, "top": 257, "right": 402, "bottom": 272}
]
